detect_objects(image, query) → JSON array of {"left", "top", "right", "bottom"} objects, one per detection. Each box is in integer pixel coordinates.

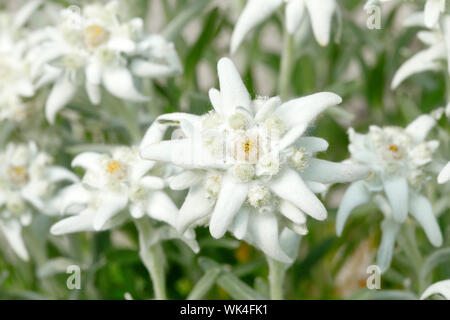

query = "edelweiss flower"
[
  {"left": 421, "top": 280, "right": 450, "bottom": 300},
  {"left": 0, "top": 141, "right": 77, "bottom": 260},
  {"left": 391, "top": 13, "right": 450, "bottom": 89},
  {"left": 140, "top": 57, "right": 368, "bottom": 262},
  {"left": 230, "top": 0, "right": 337, "bottom": 53},
  {"left": 0, "top": 0, "right": 42, "bottom": 121},
  {"left": 336, "top": 115, "right": 442, "bottom": 271},
  {"left": 438, "top": 161, "right": 450, "bottom": 183},
  {"left": 33, "top": 0, "right": 182, "bottom": 123},
  {"left": 50, "top": 146, "right": 198, "bottom": 252}
]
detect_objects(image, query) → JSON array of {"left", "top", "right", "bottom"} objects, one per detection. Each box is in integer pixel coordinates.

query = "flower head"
[
  {"left": 140, "top": 57, "right": 367, "bottom": 262},
  {"left": 50, "top": 146, "right": 198, "bottom": 252},
  {"left": 336, "top": 115, "right": 443, "bottom": 271},
  {"left": 32, "top": 0, "right": 182, "bottom": 123},
  {"left": 0, "top": 141, "right": 77, "bottom": 260}
]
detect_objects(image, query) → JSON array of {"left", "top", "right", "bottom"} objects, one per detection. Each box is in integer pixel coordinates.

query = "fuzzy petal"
[
  {"left": 383, "top": 176, "right": 408, "bottom": 223},
  {"left": 421, "top": 280, "right": 450, "bottom": 300},
  {"left": 50, "top": 209, "right": 95, "bottom": 235},
  {"left": 408, "top": 193, "right": 442, "bottom": 247},
  {"left": 391, "top": 44, "right": 446, "bottom": 89},
  {"left": 0, "top": 220, "right": 28, "bottom": 261},
  {"left": 279, "top": 200, "right": 307, "bottom": 224},
  {"left": 168, "top": 171, "right": 202, "bottom": 190},
  {"left": 336, "top": 181, "right": 370, "bottom": 236},
  {"left": 230, "top": 209, "right": 249, "bottom": 240},
  {"left": 217, "top": 58, "right": 252, "bottom": 115},
  {"left": 177, "top": 184, "right": 215, "bottom": 233},
  {"left": 209, "top": 172, "right": 248, "bottom": 238},
  {"left": 273, "top": 92, "right": 342, "bottom": 129},
  {"left": 305, "top": 0, "right": 336, "bottom": 46},
  {"left": 102, "top": 67, "right": 149, "bottom": 102},
  {"left": 45, "top": 76, "right": 77, "bottom": 124},
  {"left": 285, "top": 0, "right": 306, "bottom": 34},
  {"left": 146, "top": 191, "right": 178, "bottom": 226},
  {"left": 301, "top": 159, "right": 369, "bottom": 184},
  {"left": 269, "top": 168, "right": 327, "bottom": 221},
  {"left": 405, "top": 114, "right": 436, "bottom": 143},
  {"left": 71, "top": 152, "right": 103, "bottom": 172},
  {"left": 296, "top": 137, "right": 329, "bottom": 153},
  {"left": 424, "top": 0, "right": 444, "bottom": 28},
  {"left": 230, "top": 0, "right": 283, "bottom": 53},
  {"left": 377, "top": 219, "right": 400, "bottom": 273},
  {"left": 93, "top": 192, "right": 128, "bottom": 231}
]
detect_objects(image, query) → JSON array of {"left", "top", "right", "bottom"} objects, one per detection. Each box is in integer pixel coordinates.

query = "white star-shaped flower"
[
  {"left": 31, "top": 0, "right": 182, "bottom": 123},
  {"left": 0, "top": 141, "right": 77, "bottom": 260},
  {"left": 230, "top": 0, "right": 337, "bottom": 53},
  {"left": 336, "top": 115, "right": 443, "bottom": 271},
  {"left": 50, "top": 146, "right": 198, "bottom": 252},
  {"left": 140, "top": 57, "right": 368, "bottom": 262}
]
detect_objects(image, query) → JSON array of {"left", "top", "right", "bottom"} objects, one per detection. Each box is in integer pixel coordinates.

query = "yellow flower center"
[
  {"left": 84, "top": 24, "right": 108, "bottom": 47},
  {"left": 388, "top": 144, "right": 398, "bottom": 152},
  {"left": 106, "top": 160, "right": 121, "bottom": 174},
  {"left": 8, "top": 166, "right": 28, "bottom": 185}
]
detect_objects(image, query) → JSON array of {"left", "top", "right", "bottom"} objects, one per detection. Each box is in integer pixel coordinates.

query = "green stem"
[
  {"left": 135, "top": 219, "right": 167, "bottom": 300},
  {"left": 278, "top": 32, "right": 294, "bottom": 101},
  {"left": 267, "top": 257, "right": 285, "bottom": 300},
  {"left": 397, "top": 223, "right": 423, "bottom": 287}
]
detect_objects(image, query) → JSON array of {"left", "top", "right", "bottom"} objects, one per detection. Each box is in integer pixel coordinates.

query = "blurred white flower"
[
  {"left": 336, "top": 115, "right": 442, "bottom": 271},
  {"left": 0, "top": 0, "right": 43, "bottom": 122},
  {"left": 391, "top": 13, "right": 450, "bottom": 89},
  {"left": 438, "top": 161, "right": 450, "bottom": 183},
  {"left": 32, "top": 0, "right": 182, "bottom": 123},
  {"left": 367, "top": 0, "right": 445, "bottom": 28},
  {"left": 0, "top": 141, "right": 77, "bottom": 260},
  {"left": 421, "top": 279, "right": 450, "bottom": 300},
  {"left": 230, "top": 0, "right": 337, "bottom": 53},
  {"left": 140, "top": 57, "right": 368, "bottom": 262},
  {"left": 50, "top": 146, "right": 198, "bottom": 252}
]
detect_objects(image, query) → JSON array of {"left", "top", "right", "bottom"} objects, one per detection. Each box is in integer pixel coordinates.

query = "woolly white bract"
[
  {"left": 140, "top": 57, "right": 368, "bottom": 263},
  {"left": 336, "top": 114, "right": 443, "bottom": 271}
]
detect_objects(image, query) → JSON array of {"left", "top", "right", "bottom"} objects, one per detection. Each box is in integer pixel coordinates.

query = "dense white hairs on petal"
[
  {"left": 421, "top": 280, "right": 450, "bottom": 300},
  {"left": 382, "top": 176, "right": 408, "bottom": 223},
  {"left": 209, "top": 172, "right": 248, "bottom": 238},
  {"left": 131, "top": 59, "right": 179, "bottom": 78},
  {"left": 296, "top": 137, "right": 329, "bottom": 153},
  {"left": 102, "top": 67, "right": 149, "bottom": 102},
  {"left": 377, "top": 219, "right": 400, "bottom": 273},
  {"left": 301, "top": 159, "right": 369, "bottom": 184},
  {"left": 279, "top": 200, "right": 306, "bottom": 224},
  {"left": 279, "top": 124, "right": 307, "bottom": 150},
  {"left": 438, "top": 162, "right": 450, "bottom": 184},
  {"left": 45, "top": 166, "right": 78, "bottom": 183},
  {"left": 424, "top": 0, "right": 445, "bottom": 28},
  {"left": 336, "top": 181, "right": 370, "bottom": 236},
  {"left": 230, "top": 0, "right": 283, "bottom": 53},
  {"left": 208, "top": 88, "right": 223, "bottom": 114},
  {"left": 168, "top": 171, "right": 202, "bottom": 190},
  {"left": 285, "top": 0, "right": 306, "bottom": 34},
  {"left": 217, "top": 58, "right": 252, "bottom": 115},
  {"left": 247, "top": 211, "right": 292, "bottom": 263},
  {"left": 147, "top": 191, "right": 179, "bottom": 226},
  {"left": 177, "top": 184, "right": 215, "bottom": 233},
  {"left": 230, "top": 209, "right": 249, "bottom": 240},
  {"left": 0, "top": 220, "right": 29, "bottom": 261},
  {"left": 409, "top": 193, "right": 443, "bottom": 247},
  {"left": 305, "top": 0, "right": 336, "bottom": 46},
  {"left": 56, "top": 183, "right": 91, "bottom": 214},
  {"left": 279, "top": 228, "right": 301, "bottom": 262},
  {"left": 45, "top": 76, "right": 77, "bottom": 124},
  {"left": 274, "top": 92, "right": 342, "bottom": 129},
  {"left": 50, "top": 209, "right": 96, "bottom": 235},
  {"left": 269, "top": 168, "right": 327, "bottom": 221},
  {"left": 391, "top": 44, "right": 446, "bottom": 89},
  {"left": 93, "top": 192, "right": 128, "bottom": 231},
  {"left": 405, "top": 114, "right": 436, "bottom": 143}
]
